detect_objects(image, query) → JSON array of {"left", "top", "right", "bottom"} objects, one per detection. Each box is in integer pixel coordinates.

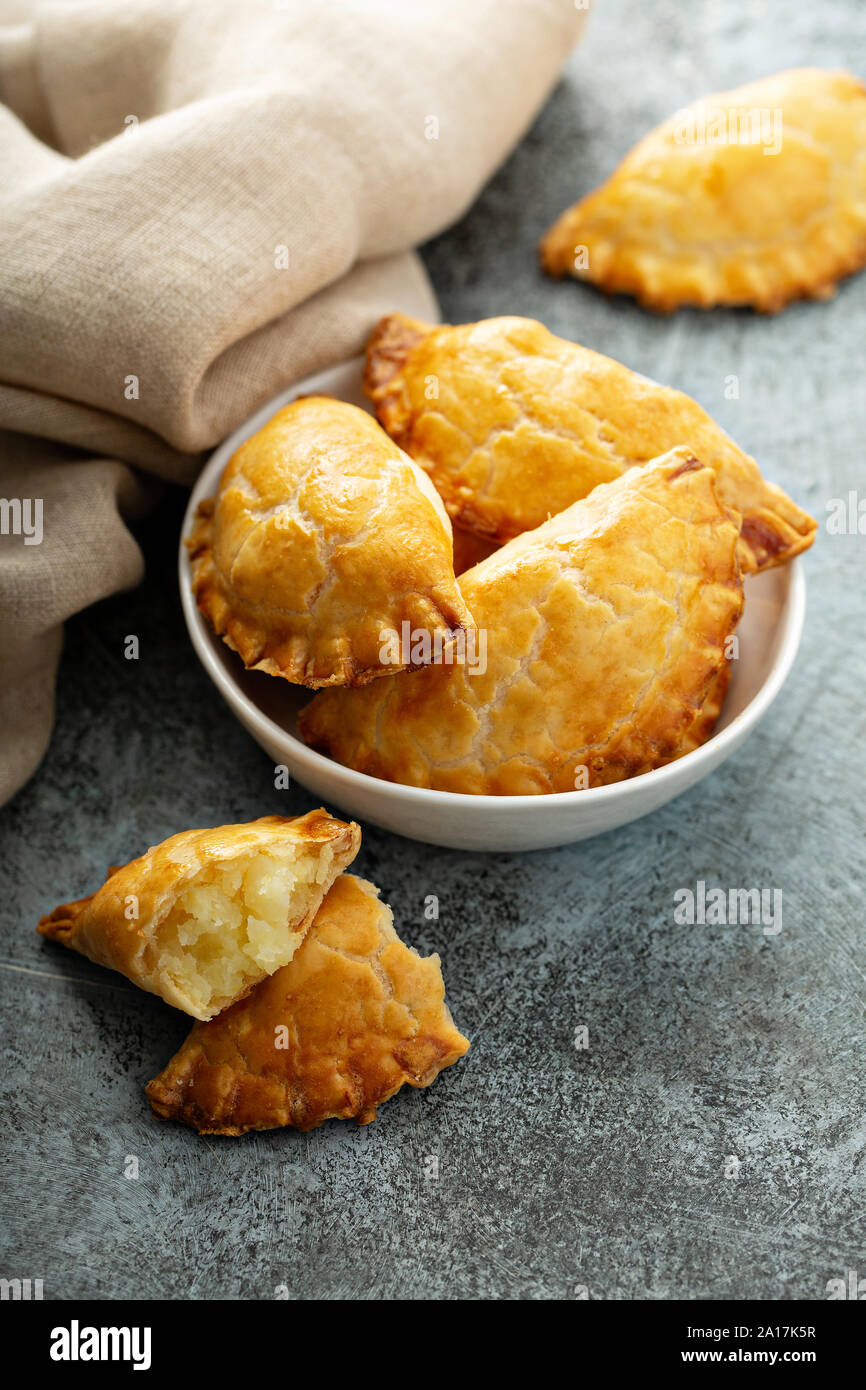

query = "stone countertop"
[{"left": 1, "top": 0, "right": 864, "bottom": 1300}]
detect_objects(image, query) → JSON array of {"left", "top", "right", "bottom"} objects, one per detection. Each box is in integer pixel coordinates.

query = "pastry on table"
[
  {"left": 364, "top": 313, "right": 817, "bottom": 571},
  {"left": 146, "top": 874, "right": 469, "bottom": 1134},
  {"left": 37, "top": 811, "right": 360, "bottom": 1020},
  {"left": 299, "top": 449, "right": 744, "bottom": 795},
  {"left": 188, "top": 395, "right": 474, "bottom": 689},
  {"left": 540, "top": 68, "right": 866, "bottom": 313}
]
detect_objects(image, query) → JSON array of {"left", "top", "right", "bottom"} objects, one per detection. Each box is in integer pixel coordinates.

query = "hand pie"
[
  {"left": 37, "top": 810, "right": 360, "bottom": 1020},
  {"left": 299, "top": 450, "right": 744, "bottom": 795},
  {"left": 540, "top": 68, "right": 866, "bottom": 313},
  {"left": 364, "top": 312, "right": 817, "bottom": 572},
  {"left": 666, "top": 661, "right": 731, "bottom": 763},
  {"left": 146, "top": 874, "right": 469, "bottom": 1134},
  {"left": 188, "top": 395, "right": 474, "bottom": 688}
]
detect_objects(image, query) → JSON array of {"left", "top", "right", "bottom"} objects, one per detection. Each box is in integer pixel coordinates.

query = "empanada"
[
  {"left": 37, "top": 811, "right": 360, "bottom": 1020},
  {"left": 188, "top": 395, "right": 474, "bottom": 688},
  {"left": 146, "top": 874, "right": 469, "bottom": 1134},
  {"left": 666, "top": 661, "right": 731, "bottom": 763},
  {"left": 299, "top": 450, "right": 744, "bottom": 795},
  {"left": 364, "top": 312, "right": 817, "bottom": 572},
  {"left": 540, "top": 68, "right": 866, "bottom": 313}
]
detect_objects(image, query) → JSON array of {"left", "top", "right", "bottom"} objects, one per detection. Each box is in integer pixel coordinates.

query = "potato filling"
[{"left": 156, "top": 851, "right": 326, "bottom": 1014}]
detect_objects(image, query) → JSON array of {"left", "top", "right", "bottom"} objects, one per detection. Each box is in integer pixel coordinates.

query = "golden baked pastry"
[
  {"left": 188, "top": 395, "right": 474, "bottom": 688},
  {"left": 146, "top": 874, "right": 469, "bottom": 1134},
  {"left": 299, "top": 450, "right": 744, "bottom": 795},
  {"left": 37, "top": 811, "right": 360, "bottom": 1020},
  {"left": 666, "top": 661, "right": 731, "bottom": 763},
  {"left": 540, "top": 68, "right": 866, "bottom": 313},
  {"left": 364, "top": 313, "right": 817, "bottom": 572}
]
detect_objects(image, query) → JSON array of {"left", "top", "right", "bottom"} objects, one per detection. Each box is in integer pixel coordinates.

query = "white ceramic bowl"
[{"left": 179, "top": 358, "right": 806, "bottom": 852}]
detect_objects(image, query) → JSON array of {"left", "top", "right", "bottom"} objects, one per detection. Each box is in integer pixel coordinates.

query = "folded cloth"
[{"left": 0, "top": 0, "right": 588, "bottom": 803}]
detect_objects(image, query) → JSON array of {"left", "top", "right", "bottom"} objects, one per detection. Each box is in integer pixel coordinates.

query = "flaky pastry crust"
[
  {"left": 540, "top": 68, "right": 866, "bottom": 313},
  {"left": 364, "top": 313, "right": 816, "bottom": 572},
  {"left": 299, "top": 450, "right": 744, "bottom": 795},
  {"left": 146, "top": 874, "right": 469, "bottom": 1134},
  {"left": 37, "top": 811, "right": 360, "bottom": 1019},
  {"left": 666, "top": 660, "right": 731, "bottom": 763},
  {"left": 188, "top": 395, "right": 474, "bottom": 688}
]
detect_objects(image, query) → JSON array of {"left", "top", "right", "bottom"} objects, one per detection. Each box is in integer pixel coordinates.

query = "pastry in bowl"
[
  {"left": 540, "top": 68, "right": 866, "bottom": 313},
  {"left": 146, "top": 874, "right": 469, "bottom": 1134},
  {"left": 299, "top": 449, "right": 744, "bottom": 795},
  {"left": 188, "top": 395, "right": 474, "bottom": 688},
  {"left": 37, "top": 811, "right": 360, "bottom": 1020},
  {"left": 666, "top": 661, "right": 732, "bottom": 763},
  {"left": 364, "top": 312, "right": 817, "bottom": 571}
]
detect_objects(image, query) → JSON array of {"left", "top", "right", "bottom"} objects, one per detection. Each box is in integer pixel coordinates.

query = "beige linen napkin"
[{"left": 0, "top": 0, "right": 588, "bottom": 802}]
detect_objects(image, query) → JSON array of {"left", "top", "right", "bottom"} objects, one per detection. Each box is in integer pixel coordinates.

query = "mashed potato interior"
[{"left": 157, "top": 850, "right": 324, "bottom": 1015}]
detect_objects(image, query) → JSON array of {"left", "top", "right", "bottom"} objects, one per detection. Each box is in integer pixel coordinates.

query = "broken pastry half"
[
  {"left": 364, "top": 313, "right": 817, "bottom": 572},
  {"left": 188, "top": 395, "right": 474, "bottom": 688},
  {"left": 37, "top": 811, "right": 360, "bottom": 1020},
  {"left": 299, "top": 449, "right": 744, "bottom": 795},
  {"left": 146, "top": 874, "right": 469, "bottom": 1134},
  {"left": 540, "top": 68, "right": 866, "bottom": 313}
]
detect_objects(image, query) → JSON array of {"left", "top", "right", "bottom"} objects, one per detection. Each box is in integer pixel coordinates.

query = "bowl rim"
[{"left": 179, "top": 381, "right": 806, "bottom": 812}]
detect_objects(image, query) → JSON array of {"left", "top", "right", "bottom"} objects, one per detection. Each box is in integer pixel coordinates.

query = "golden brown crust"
[
  {"left": 188, "top": 395, "right": 474, "bottom": 689},
  {"left": 146, "top": 874, "right": 469, "bottom": 1135},
  {"left": 540, "top": 68, "right": 866, "bottom": 313},
  {"left": 364, "top": 313, "right": 817, "bottom": 573},
  {"left": 299, "top": 449, "right": 745, "bottom": 795},
  {"left": 361, "top": 312, "right": 429, "bottom": 423},
  {"left": 666, "top": 660, "right": 731, "bottom": 762},
  {"left": 37, "top": 811, "right": 361, "bottom": 1019}
]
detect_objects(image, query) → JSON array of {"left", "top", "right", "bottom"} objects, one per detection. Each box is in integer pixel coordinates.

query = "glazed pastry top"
[
  {"left": 300, "top": 449, "right": 744, "bottom": 795},
  {"left": 188, "top": 395, "right": 474, "bottom": 688},
  {"left": 540, "top": 68, "right": 866, "bottom": 312},
  {"left": 364, "top": 312, "right": 817, "bottom": 571}
]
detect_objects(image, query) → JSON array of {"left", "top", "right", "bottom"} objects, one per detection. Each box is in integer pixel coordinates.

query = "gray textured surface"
[{"left": 1, "top": 0, "right": 864, "bottom": 1300}]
